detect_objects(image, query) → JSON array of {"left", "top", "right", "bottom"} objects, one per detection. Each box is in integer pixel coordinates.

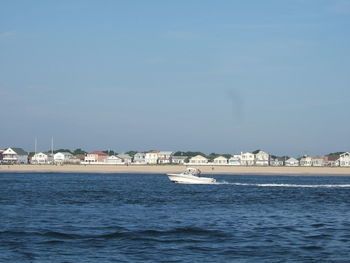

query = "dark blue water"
[{"left": 1, "top": 173, "right": 350, "bottom": 262}]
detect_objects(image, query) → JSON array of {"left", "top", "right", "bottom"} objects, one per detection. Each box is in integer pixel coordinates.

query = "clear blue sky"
[{"left": 1, "top": 0, "right": 349, "bottom": 156}]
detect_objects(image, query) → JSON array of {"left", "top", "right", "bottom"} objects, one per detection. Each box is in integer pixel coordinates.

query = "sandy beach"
[{"left": 1, "top": 164, "right": 350, "bottom": 176}]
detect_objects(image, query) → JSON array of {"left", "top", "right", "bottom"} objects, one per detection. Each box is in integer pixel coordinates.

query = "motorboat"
[{"left": 166, "top": 168, "right": 216, "bottom": 184}]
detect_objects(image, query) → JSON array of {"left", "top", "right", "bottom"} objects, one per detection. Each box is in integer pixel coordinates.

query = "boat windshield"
[{"left": 186, "top": 168, "right": 199, "bottom": 175}]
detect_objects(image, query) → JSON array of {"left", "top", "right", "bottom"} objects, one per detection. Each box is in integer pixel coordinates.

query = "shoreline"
[{"left": 1, "top": 164, "right": 350, "bottom": 176}]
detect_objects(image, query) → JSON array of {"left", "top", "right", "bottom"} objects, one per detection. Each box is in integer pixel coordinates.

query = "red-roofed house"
[{"left": 84, "top": 151, "right": 107, "bottom": 163}]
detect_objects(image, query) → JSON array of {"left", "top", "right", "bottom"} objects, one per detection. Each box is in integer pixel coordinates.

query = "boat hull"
[{"left": 167, "top": 174, "right": 216, "bottom": 184}]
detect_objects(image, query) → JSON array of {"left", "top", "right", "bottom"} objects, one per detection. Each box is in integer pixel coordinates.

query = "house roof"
[
  {"left": 214, "top": 156, "right": 228, "bottom": 160},
  {"left": 117, "top": 154, "right": 132, "bottom": 159},
  {"left": 89, "top": 151, "right": 107, "bottom": 156},
  {"left": 12, "top": 148, "right": 28, "bottom": 155},
  {"left": 158, "top": 151, "right": 173, "bottom": 155},
  {"left": 327, "top": 155, "right": 340, "bottom": 161},
  {"left": 172, "top": 156, "right": 187, "bottom": 159},
  {"left": 191, "top": 155, "right": 208, "bottom": 160}
]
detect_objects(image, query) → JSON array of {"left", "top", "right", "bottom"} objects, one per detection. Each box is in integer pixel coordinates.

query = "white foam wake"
[{"left": 215, "top": 181, "right": 350, "bottom": 188}]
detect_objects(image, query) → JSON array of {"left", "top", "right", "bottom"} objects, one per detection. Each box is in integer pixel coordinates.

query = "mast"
[{"left": 34, "top": 137, "right": 37, "bottom": 156}]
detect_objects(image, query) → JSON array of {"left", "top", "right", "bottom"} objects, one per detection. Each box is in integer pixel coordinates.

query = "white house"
[
  {"left": 311, "top": 156, "right": 325, "bottom": 167},
  {"left": 339, "top": 152, "right": 350, "bottom": 167},
  {"left": 213, "top": 156, "right": 228, "bottom": 165},
  {"left": 300, "top": 156, "right": 312, "bottom": 166},
  {"left": 2, "top": 148, "right": 28, "bottom": 164},
  {"left": 145, "top": 151, "right": 159, "bottom": 164},
  {"left": 117, "top": 154, "right": 132, "bottom": 164},
  {"left": 171, "top": 156, "right": 187, "bottom": 165},
  {"left": 240, "top": 152, "right": 255, "bottom": 166},
  {"left": 31, "top": 152, "right": 53, "bottom": 164},
  {"left": 189, "top": 155, "right": 208, "bottom": 165},
  {"left": 133, "top": 152, "right": 146, "bottom": 164},
  {"left": 106, "top": 155, "right": 124, "bottom": 164},
  {"left": 270, "top": 157, "right": 285, "bottom": 166},
  {"left": 228, "top": 155, "right": 241, "bottom": 165},
  {"left": 325, "top": 155, "right": 340, "bottom": 167},
  {"left": 84, "top": 151, "right": 107, "bottom": 163},
  {"left": 157, "top": 151, "right": 173, "bottom": 164},
  {"left": 54, "top": 152, "right": 73, "bottom": 164},
  {"left": 285, "top": 157, "right": 299, "bottom": 166},
  {"left": 255, "top": 151, "right": 270, "bottom": 166}
]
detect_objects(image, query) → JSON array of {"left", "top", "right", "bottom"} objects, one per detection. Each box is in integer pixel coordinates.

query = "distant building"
[
  {"left": 189, "top": 155, "right": 208, "bottom": 165},
  {"left": 84, "top": 151, "right": 107, "bottom": 163},
  {"left": 213, "top": 156, "right": 228, "bottom": 165},
  {"left": 117, "top": 154, "right": 132, "bottom": 164},
  {"left": 240, "top": 152, "right": 255, "bottom": 166},
  {"left": 133, "top": 153, "right": 146, "bottom": 164},
  {"left": 255, "top": 151, "right": 270, "bottom": 166},
  {"left": 2, "top": 148, "right": 28, "bottom": 164},
  {"left": 325, "top": 155, "right": 340, "bottom": 167},
  {"left": 31, "top": 152, "right": 53, "bottom": 164},
  {"left": 157, "top": 151, "right": 173, "bottom": 164},
  {"left": 106, "top": 155, "right": 123, "bottom": 164},
  {"left": 311, "top": 156, "right": 325, "bottom": 167},
  {"left": 171, "top": 156, "right": 187, "bottom": 165},
  {"left": 300, "top": 156, "right": 312, "bottom": 166},
  {"left": 54, "top": 152, "right": 73, "bottom": 164},
  {"left": 339, "top": 152, "right": 350, "bottom": 167},
  {"left": 0, "top": 150, "right": 4, "bottom": 163},
  {"left": 270, "top": 157, "right": 285, "bottom": 166},
  {"left": 145, "top": 151, "right": 159, "bottom": 164},
  {"left": 228, "top": 155, "right": 241, "bottom": 166},
  {"left": 285, "top": 157, "right": 299, "bottom": 166}
]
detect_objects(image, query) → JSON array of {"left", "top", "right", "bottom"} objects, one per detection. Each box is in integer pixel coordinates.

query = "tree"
[
  {"left": 126, "top": 151, "right": 137, "bottom": 157},
  {"left": 327, "top": 152, "right": 345, "bottom": 156},
  {"left": 73, "top": 148, "right": 87, "bottom": 155},
  {"left": 53, "top": 149, "right": 72, "bottom": 154},
  {"left": 252, "top": 149, "right": 261, "bottom": 154}
]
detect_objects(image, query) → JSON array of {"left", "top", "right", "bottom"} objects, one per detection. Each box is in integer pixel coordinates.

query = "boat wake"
[{"left": 215, "top": 181, "right": 350, "bottom": 188}]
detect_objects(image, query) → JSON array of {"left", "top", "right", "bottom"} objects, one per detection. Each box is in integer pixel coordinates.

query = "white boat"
[{"left": 166, "top": 168, "right": 216, "bottom": 184}]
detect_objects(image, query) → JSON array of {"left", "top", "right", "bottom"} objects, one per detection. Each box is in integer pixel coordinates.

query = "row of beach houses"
[{"left": 1, "top": 148, "right": 350, "bottom": 167}]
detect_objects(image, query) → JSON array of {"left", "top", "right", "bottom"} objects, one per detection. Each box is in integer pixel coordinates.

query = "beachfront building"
[
  {"left": 74, "top": 154, "right": 86, "bottom": 162},
  {"left": 171, "top": 156, "right": 187, "bottom": 165},
  {"left": 213, "top": 156, "right": 228, "bottom": 165},
  {"left": 311, "top": 156, "right": 326, "bottom": 166},
  {"left": 133, "top": 153, "right": 146, "bottom": 164},
  {"left": 145, "top": 151, "right": 159, "bottom": 164},
  {"left": 31, "top": 152, "right": 53, "bottom": 164},
  {"left": 0, "top": 150, "right": 4, "bottom": 163},
  {"left": 270, "top": 157, "right": 285, "bottom": 166},
  {"left": 106, "top": 155, "right": 123, "bottom": 164},
  {"left": 157, "top": 151, "right": 173, "bottom": 164},
  {"left": 2, "top": 148, "right": 28, "bottom": 164},
  {"left": 54, "top": 152, "right": 73, "bottom": 164},
  {"left": 240, "top": 152, "right": 255, "bottom": 166},
  {"left": 255, "top": 151, "right": 270, "bottom": 166},
  {"left": 84, "top": 151, "right": 107, "bottom": 163},
  {"left": 285, "top": 158, "right": 299, "bottom": 166},
  {"left": 189, "top": 155, "right": 208, "bottom": 165},
  {"left": 117, "top": 154, "right": 132, "bottom": 164},
  {"left": 325, "top": 155, "right": 340, "bottom": 167},
  {"left": 228, "top": 155, "right": 241, "bottom": 165},
  {"left": 299, "top": 156, "right": 312, "bottom": 166},
  {"left": 339, "top": 152, "right": 350, "bottom": 167}
]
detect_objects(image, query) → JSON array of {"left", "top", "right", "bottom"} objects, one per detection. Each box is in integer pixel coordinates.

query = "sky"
[{"left": 1, "top": 0, "right": 350, "bottom": 156}]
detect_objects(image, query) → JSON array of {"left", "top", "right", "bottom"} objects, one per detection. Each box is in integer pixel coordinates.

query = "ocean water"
[{"left": 1, "top": 172, "right": 350, "bottom": 262}]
